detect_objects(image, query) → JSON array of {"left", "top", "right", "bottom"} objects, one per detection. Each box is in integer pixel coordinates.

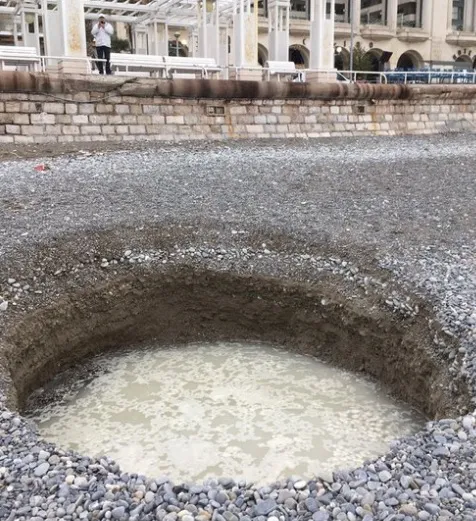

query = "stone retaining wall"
[{"left": 0, "top": 72, "right": 475, "bottom": 143}]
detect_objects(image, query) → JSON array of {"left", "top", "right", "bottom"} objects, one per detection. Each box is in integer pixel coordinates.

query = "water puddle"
[{"left": 26, "top": 342, "right": 424, "bottom": 483}]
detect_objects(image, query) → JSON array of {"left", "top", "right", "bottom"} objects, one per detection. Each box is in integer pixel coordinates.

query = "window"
[
  {"left": 452, "top": 0, "right": 464, "bottom": 30},
  {"left": 290, "top": 0, "right": 309, "bottom": 19},
  {"left": 335, "top": 0, "right": 350, "bottom": 23},
  {"left": 360, "top": 0, "right": 387, "bottom": 25},
  {"left": 397, "top": 0, "right": 422, "bottom": 28}
]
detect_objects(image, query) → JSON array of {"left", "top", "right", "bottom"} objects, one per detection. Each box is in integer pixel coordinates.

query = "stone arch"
[
  {"left": 257, "top": 43, "right": 268, "bottom": 67},
  {"left": 335, "top": 47, "right": 350, "bottom": 70},
  {"left": 455, "top": 54, "right": 472, "bottom": 67},
  {"left": 363, "top": 48, "right": 383, "bottom": 71},
  {"left": 397, "top": 50, "right": 424, "bottom": 70},
  {"left": 289, "top": 44, "right": 310, "bottom": 68}
]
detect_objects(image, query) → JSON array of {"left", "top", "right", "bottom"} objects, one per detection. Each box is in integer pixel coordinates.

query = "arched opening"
[
  {"left": 288, "top": 44, "right": 310, "bottom": 68},
  {"left": 397, "top": 50, "right": 424, "bottom": 70},
  {"left": 257, "top": 43, "right": 269, "bottom": 67},
  {"left": 363, "top": 48, "right": 382, "bottom": 71},
  {"left": 334, "top": 47, "right": 350, "bottom": 70},
  {"left": 455, "top": 54, "right": 472, "bottom": 69}
]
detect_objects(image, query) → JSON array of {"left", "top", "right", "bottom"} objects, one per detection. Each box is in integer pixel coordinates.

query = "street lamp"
[
  {"left": 349, "top": 0, "right": 354, "bottom": 74},
  {"left": 174, "top": 31, "right": 181, "bottom": 56}
]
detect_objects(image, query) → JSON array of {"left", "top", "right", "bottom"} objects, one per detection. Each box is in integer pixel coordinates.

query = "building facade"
[
  {"left": 264, "top": 0, "right": 476, "bottom": 70},
  {"left": 1, "top": 0, "right": 476, "bottom": 71}
]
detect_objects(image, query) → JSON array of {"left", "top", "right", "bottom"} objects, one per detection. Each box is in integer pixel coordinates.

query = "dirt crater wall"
[{"left": 1, "top": 261, "right": 470, "bottom": 420}]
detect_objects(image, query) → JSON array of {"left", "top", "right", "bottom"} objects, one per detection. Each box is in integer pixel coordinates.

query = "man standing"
[{"left": 91, "top": 15, "right": 114, "bottom": 75}]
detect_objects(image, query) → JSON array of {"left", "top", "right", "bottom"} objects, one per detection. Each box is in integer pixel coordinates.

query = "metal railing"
[{"left": 384, "top": 70, "right": 476, "bottom": 84}]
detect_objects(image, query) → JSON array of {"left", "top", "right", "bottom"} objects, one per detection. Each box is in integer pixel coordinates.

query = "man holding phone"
[{"left": 91, "top": 15, "right": 114, "bottom": 75}]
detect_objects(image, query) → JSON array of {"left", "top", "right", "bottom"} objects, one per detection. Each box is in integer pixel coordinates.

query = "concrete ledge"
[{"left": 3, "top": 71, "right": 475, "bottom": 101}]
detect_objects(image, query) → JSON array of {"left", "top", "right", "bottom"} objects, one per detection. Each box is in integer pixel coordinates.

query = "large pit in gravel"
[{"left": 2, "top": 252, "right": 470, "bottom": 424}]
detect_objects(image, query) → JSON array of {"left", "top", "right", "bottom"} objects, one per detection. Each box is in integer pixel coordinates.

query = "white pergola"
[{"left": 0, "top": 0, "right": 334, "bottom": 77}]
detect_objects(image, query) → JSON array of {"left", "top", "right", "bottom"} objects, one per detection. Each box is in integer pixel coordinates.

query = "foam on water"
[{"left": 26, "top": 342, "right": 424, "bottom": 483}]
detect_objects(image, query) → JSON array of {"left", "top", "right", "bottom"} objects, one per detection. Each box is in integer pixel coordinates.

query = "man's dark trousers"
[{"left": 96, "top": 45, "right": 111, "bottom": 75}]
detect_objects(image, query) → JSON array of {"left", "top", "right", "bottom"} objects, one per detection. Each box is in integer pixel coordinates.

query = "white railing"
[
  {"left": 383, "top": 70, "right": 476, "bottom": 84},
  {"left": 39, "top": 55, "right": 106, "bottom": 74}
]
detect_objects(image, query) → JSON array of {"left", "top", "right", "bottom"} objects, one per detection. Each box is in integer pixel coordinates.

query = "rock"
[
  {"left": 0, "top": 300, "right": 8, "bottom": 311},
  {"left": 399, "top": 504, "right": 418, "bottom": 516},
  {"left": 254, "top": 499, "right": 277, "bottom": 516},
  {"left": 305, "top": 497, "right": 318, "bottom": 513},
  {"left": 294, "top": 480, "right": 307, "bottom": 490},
  {"left": 378, "top": 470, "right": 392, "bottom": 483},
  {"left": 112, "top": 506, "right": 126, "bottom": 519},
  {"left": 145, "top": 491, "right": 155, "bottom": 503},
  {"left": 312, "top": 512, "right": 329, "bottom": 521},
  {"left": 34, "top": 462, "right": 50, "bottom": 477},
  {"left": 277, "top": 490, "right": 295, "bottom": 503}
]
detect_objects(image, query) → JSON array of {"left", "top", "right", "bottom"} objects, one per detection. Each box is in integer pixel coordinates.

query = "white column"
[
  {"left": 387, "top": 0, "right": 398, "bottom": 30},
  {"left": 351, "top": 0, "right": 360, "bottom": 31},
  {"left": 41, "top": 0, "right": 50, "bottom": 55},
  {"left": 268, "top": 0, "right": 290, "bottom": 62},
  {"left": 231, "top": 0, "right": 259, "bottom": 78},
  {"left": 422, "top": 0, "right": 432, "bottom": 31},
  {"left": 57, "top": 0, "right": 88, "bottom": 73},
  {"left": 447, "top": 0, "right": 454, "bottom": 29},
  {"left": 309, "top": 0, "right": 325, "bottom": 69},
  {"left": 463, "top": 0, "right": 473, "bottom": 31},
  {"left": 147, "top": 20, "right": 168, "bottom": 55},
  {"left": 309, "top": 0, "right": 336, "bottom": 79}
]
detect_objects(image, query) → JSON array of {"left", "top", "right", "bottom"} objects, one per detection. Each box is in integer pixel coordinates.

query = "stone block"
[
  {"left": 115, "top": 126, "right": 130, "bottom": 134},
  {"left": 63, "top": 126, "right": 81, "bottom": 135},
  {"left": 44, "top": 125, "right": 63, "bottom": 135},
  {"left": 6, "top": 124, "right": 21, "bottom": 135},
  {"left": 12, "top": 113, "right": 29, "bottom": 125},
  {"left": 102, "top": 125, "right": 116, "bottom": 134},
  {"left": 123, "top": 115, "right": 137, "bottom": 124},
  {"left": 72, "top": 115, "right": 89, "bottom": 124},
  {"left": 12, "top": 135, "right": 33, "bottom": 143},
  {"left": 31, "top": 113, "right": 55, "bottom": 125},
  {"left": 130, "top": 105, "right": 142, "bottom": 115},
  {"left": 43, "top": 102, "right": 65, "bottom": 114},
  {"left": 246, "top": 125, "right": 264, "bottom": 133},
  {"left": 115, "top": 104, "right": 131, "bottom": 114},
  {"left": 137, "top": 115, "right": 152, "bottom": 125},
  {"left": 0, "top": 135, "right": 14, "bottom": 143},
  {"left": 96, "top": 104, "right": 114, "bottom": 114},
  {"left": 81, "top": 125, "right": 101, "bottom": 134},
  {"left": 20, "top": 102, "right": 38, "bottom": 113},
  {"left": 129, "top": 125, "right": 146, "bottom": 134},
  {"left": 65, "top": 104, "right": 78, "bottom": 115},
  {"left": 89, "top": 115, "right": 108, "bottom": 125},
  {"left": 5, "top": 102, "right": 22, "bottom": 113},
  {"left": 79, "top": 104, "right": 96, "bottom": 115},
  {"left": 0, "top": 114, "right": 14, "bottom": 124},
  {"left": 58, "top": 135, "right": 75, "bottom": 143},
  {"left": 229, "top": 106, "right": 247, "bottom": 115},
  {"left": 72, "top": 93, "right": 90, "bottom": 102},
  {"left": 108, "top": 115, "right": 123, "bottom": 124},
  {"left": 166, "top": 115, "right": 184, "bottom": 125},
  {"left": 56, "top": 115, "right": 72, "bottom": 124},
  {"left": 22, "top": 125, "right": 45, "bottom": 135}
]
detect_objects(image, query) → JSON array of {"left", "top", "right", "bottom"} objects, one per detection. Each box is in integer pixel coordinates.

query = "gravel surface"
[{"left": 1, "top": 134, "right": 476, "bottom": 520}]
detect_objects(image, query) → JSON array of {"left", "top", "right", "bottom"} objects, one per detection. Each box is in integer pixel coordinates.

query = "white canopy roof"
[{"left": 0, "top": 0, "right": 239, "bottom": 26}]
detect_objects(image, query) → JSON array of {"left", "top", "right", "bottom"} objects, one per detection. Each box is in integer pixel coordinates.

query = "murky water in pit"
[{"left": 26, "top": 342, "right": 424, "bottom": 483}]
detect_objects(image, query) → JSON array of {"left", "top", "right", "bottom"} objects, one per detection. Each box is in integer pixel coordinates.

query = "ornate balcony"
[
  {"left": 446, "top": 31, "right": 476, "bottom": 46},
  {"left": 397, "top": 27, "right": 430, "bottom": 42},
  {"left": 360, "top": 24, "right": 396, "bottom": 41}
]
